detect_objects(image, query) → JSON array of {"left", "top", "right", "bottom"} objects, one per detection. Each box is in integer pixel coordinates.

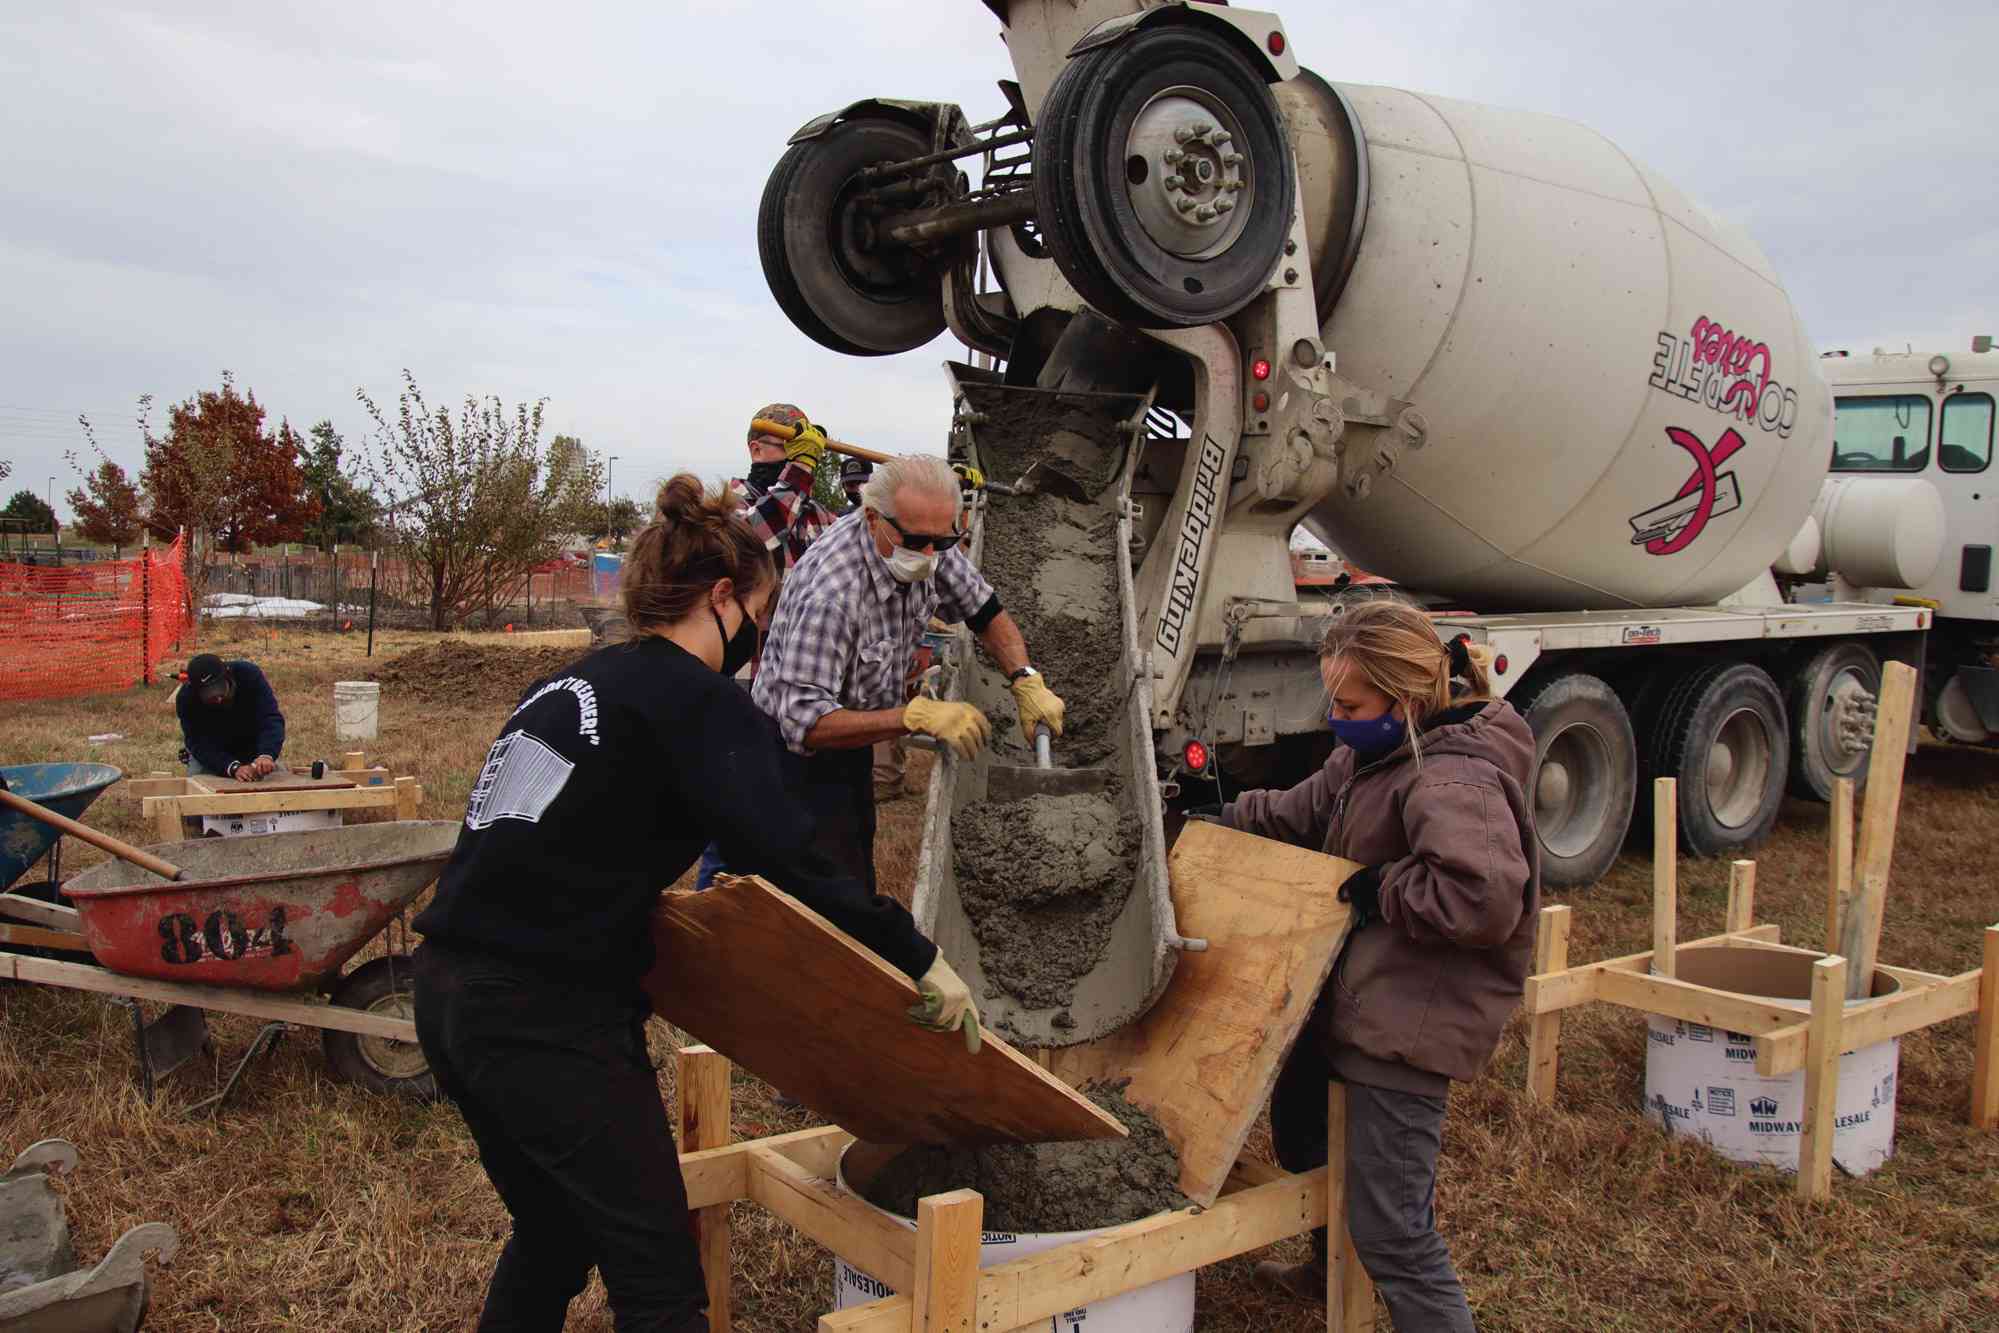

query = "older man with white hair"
[{"left": 749, "top": 453, "right": 1066, "bottom": 894}]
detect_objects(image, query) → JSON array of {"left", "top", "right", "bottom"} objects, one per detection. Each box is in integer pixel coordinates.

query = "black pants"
[
  {"left": 783, "top": 744, "right": 879, "bottom": 894},
  {"left": 413, "top": 944, "right": 707, "bottom": 1333},
  {"left": 1270, "top": 1035, "right": 1475, "bottom": 1332}
]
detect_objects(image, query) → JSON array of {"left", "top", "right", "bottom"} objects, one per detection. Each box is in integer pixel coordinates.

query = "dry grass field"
[{"left": 2, "top": 622, "right": 1994, "bottom": 1331}]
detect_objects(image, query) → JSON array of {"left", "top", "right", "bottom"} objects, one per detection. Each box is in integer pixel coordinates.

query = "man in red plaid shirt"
[{"left": 728, "top": 402, "right": 835, "bottom": 571}]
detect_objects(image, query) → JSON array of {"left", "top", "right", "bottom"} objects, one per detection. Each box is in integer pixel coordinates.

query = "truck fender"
[
  {"left": 785, "top": 98, "right": 968, "bottom": 146},
  {"left": 1067, "top": 2, "right": 1298, "bottom": 83}
]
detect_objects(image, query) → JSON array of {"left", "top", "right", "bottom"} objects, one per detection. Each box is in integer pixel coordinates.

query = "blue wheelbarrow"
[{"left": 0, "top": 764, "right": 124, "bottom": 892}]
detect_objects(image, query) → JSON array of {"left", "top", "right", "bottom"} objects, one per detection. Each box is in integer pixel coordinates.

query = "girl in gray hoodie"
[{"left": 1217, "top": 599, "right": 1540, "bottom": 1331}]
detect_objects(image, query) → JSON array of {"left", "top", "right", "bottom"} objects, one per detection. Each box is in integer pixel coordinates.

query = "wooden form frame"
[
  {"left": 130, "top": 755, "right": 420, "bottom": 844},
  {"left": 1524, "top": 778, "right": 1997, "bottom": 1200},
  {"left": 667, "top": 1043, "right": 1375, "bottom": 1333}
]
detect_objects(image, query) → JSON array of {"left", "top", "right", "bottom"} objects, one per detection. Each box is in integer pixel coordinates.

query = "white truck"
[{"left": 756, "top": 0, "right": 1949, "bottom": 889}]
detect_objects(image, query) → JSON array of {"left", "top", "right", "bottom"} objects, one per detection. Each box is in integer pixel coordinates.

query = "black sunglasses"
[{"left": 875, "top": 510, "right": 965, "bottom": 553}]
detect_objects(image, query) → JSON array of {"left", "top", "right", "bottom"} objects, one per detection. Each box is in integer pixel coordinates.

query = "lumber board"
[
  {"left": 1594, "top": 968, "right": 1803, "bottom": 1034},
  {"left": 679, "top": 1125, "right": 850, "bottom": 1212},
  {"left": 1797, "top": 956, "right": 1846, "bottom": 1200},
  {"left": 0, "top": 954, "right": 415, "bottom": 1040},
  {"left": 0, "top": 893, "right": 81, "bottom": 930},
  {"left": 1840, "top": 661, "right": 1917, "bottom": 998},
  {"left": 1326, "top": 1083, "right": 1375, "bottom": 1332},
  {"left": 1653, "top": 779, "right": 1677, "bottom": 977},
  {"left": 0, "top": 923, "right": 90, "bottom": 953},
  {"left": 750, "top": 1147, "right": 918, "bottom": 1293},
  {"left": 1756, "top": 970, "right": 1985, "bottom": 1076},
  {"left": 1974, "top": 926, "right": 1998, "bottom": 1130},
  {"left": 187, "top": 772, "right": 359, "bottom": 795},
  {"left": 1524, "top": 924, "right": 1783, "bottom": 1014},
  {"left": 121, "top": 776, "right": 191, "bottom": 799},
  {"left": 1826, "top": 778, "right": 1854, "bottom": 953},
  {"left": 1049, "top": 820, "right": 1357, "bottom": 1205},
  {"left": 143, "top": 786, "right": 405, "bottom": 818},
  {"left": 1526, "top": 905, "right": 1572, "bottom": 1103},
  {"left": 644, "top": 877, "right": 1122, "bottom": 1145},
  {"left": 1726, "top": 861, "right": 1757, "bottom": 935},
  {"left": 912, "top": 1191, "right": 981, "bottom": 1333},
  {"left": 677, "top": 1046, "right": 733, "bottom": 1332}
]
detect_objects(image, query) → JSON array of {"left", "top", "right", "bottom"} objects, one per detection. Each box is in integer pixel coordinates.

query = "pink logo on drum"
[
  {"left": 1628, "top": 426, "right": 1747, "bottom": 555},
  {"left": 1649, "top": 317, "right": 1799, "bottom": 438}
]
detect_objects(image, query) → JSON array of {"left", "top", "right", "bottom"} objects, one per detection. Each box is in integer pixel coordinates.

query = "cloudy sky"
[{"left": 2, "top": 1, "right": 1992, "bottom": 522}]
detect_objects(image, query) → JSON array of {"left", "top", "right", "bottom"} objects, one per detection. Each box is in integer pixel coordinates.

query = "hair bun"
[{"left": 654, "top": 473, "right": 707, "bottom": 524}]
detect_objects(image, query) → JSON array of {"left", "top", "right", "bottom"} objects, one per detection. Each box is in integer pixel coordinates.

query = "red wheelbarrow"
[{"left": 2, "top": 821, "right": 459, "bottom": 1104}]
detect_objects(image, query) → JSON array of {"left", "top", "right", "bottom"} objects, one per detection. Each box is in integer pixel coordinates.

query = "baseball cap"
[
  {"left": 840, "top": 456, "right": 873, "bottom": 483},
  {"left": 186, "top": 654, "right": 230, "bottom": 703}
]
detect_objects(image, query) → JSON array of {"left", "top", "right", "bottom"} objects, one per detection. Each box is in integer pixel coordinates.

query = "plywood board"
[
  {"left": 1051, "top": 820, "right": 1357, "bottom": 1205},
  {"left": 644, "top": 877, "right": 1123, "bottom": 1146},
  {"left": 187, "top": 772, "right": 358, "bottom": 795}
]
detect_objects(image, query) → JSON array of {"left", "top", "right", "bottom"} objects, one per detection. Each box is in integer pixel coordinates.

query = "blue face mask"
[{"left": 1327, "top": 708, "right": 1407, "bottom": 758}]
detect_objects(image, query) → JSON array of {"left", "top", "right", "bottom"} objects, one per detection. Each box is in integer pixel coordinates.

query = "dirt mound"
[
  {"left": 368, "top": 640, "right": 586, "bottom": 710},
  {"left": 858, "top": 1080, "right": 1186, "bottom": 1232}
]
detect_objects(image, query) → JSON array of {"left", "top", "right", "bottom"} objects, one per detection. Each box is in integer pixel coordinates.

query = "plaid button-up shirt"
[
  {"left": 753, "top": 509, "right": 994, "bottom": 754},
  {"left": 729, "top": 461, "right": 835, "bottom": 571}
]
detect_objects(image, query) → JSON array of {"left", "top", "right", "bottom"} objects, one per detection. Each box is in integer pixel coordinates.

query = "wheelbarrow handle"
[{"left": 0, "top": 787, "right": 186, "bottom": 882}]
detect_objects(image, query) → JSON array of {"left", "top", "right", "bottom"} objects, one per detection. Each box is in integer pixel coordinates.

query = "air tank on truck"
[{"left": 756, "top": 0, "right": 1933, "bottom": 890}]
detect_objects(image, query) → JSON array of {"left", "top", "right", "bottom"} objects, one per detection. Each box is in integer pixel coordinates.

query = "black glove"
[
  {"left": 1339, "top": 864, "right": 1384, "bottom": 928},
  {"left": 1183, "top": 802, "right": 1226, "bottom": 824}
]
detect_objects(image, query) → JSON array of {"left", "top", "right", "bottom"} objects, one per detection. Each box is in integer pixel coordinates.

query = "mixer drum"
[{"left": 1300, "top": 83, "right": 1831, "bottom": 611}]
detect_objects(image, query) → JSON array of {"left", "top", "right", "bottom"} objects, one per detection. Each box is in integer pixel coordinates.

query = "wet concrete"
[{"left": 858, "top": 1080, "right": 1187, "bottom": 1231}]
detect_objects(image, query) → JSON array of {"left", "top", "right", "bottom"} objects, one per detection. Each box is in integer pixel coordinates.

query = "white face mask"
[{"left": 886, "top": 546, "right": 938, "bottom": 583}]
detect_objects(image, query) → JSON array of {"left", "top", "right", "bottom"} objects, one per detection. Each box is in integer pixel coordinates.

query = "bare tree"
[{"left": 357, "top": 371, "right": 601, "bottom": 630}]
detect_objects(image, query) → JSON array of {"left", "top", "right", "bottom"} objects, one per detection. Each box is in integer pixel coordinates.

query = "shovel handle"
[
  {"left": 749, "top": 417, "right": 896, "bottom": 466},
  {"left": 0, "top": 788, "right": 185, "bottom": 882},
  {"left": 1033, "top": 725, "right": 1053, "bottom": 770}
]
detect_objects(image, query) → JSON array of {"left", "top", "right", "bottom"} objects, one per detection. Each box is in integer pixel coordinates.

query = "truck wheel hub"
[{"left": 1125, "top": 87, "right": 1253, "bottom": 260}]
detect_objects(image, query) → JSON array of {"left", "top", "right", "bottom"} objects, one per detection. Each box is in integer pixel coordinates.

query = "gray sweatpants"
[{"left": 1270, "top": 1041, "right": 1476, "bottom": 1331}]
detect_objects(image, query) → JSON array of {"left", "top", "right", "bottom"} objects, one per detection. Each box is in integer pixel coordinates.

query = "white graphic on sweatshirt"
[
  {"left": 465, "top": 730, "right": 574, "bottom": 829},
  {"left": 510, "top": 676, "right": 601, "bottom": 746}
]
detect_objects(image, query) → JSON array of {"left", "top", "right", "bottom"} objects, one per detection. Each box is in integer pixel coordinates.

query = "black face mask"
[
  {"left": 711, "top": 598, "right": 759, "bottom": 676},
  {"left": 746, "top": 460, "right": 785, "bottom": 491}
]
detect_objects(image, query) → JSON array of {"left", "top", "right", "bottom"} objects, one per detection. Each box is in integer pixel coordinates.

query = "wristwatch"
[{"left": 1006, "top": 666, "right": 1038, "bottom": 683}]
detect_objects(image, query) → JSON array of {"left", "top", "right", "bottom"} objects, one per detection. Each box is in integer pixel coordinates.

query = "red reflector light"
[
  {"left": 1495, "top": 655, "right": 1509, "bottom": 675},
  {"left": 1252, "top": 390, "right": 1269, "bottom": 413},
  {"left": 1184, "top": 740, "right": 1209, "bottom": 773},
  {"left": 1251, "top": 358, "right": 1272, "bottom": 381},
  {"left": 1268, "top": 30, "right": 1286, "bottom": 55}
]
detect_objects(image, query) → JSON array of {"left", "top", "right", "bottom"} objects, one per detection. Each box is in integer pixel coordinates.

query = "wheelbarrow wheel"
[{"left": 323, "top": 956, "right": 436, "bottom": 1100}]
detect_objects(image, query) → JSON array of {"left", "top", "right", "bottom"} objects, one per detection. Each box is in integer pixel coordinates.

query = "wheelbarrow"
[
  {"left": 0, "top": 1139, "right": 176, "bottom": 1333},
  {"left": 0, "top": 764, "right": 123, "bottom": 893},
  {"left": 31, "top": 821, "right": 460, "bottom": 1101}
]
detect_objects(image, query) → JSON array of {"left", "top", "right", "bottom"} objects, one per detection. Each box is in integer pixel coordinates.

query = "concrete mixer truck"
[{"left": 755, "top": 0, "right": 1938, "bottom": 892}]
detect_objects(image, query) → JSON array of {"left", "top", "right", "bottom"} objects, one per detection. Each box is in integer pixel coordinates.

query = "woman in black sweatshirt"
[{"left": 412, "top": 474, "right": 975, "bottom": 1333}]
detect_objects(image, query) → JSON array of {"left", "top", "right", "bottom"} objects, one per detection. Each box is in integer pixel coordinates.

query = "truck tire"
[
  {"left": 1514, "top": 673, "right": 1636, "bottom": 888},
  {"left": 1033, "top": 25, "right": 1296, "bottom": 328},
  {"left": 1647, "top": 663, "right": 1790, "bottom": 858},
  {"left": 322, "top": 957, "right": 436, "bottom": 1101},
  {"left": 1784, "top": 640, "right": 1880, "bottom": 800},
  {"left": 758, "top": 116, "right": 947, "bottom": 356}
]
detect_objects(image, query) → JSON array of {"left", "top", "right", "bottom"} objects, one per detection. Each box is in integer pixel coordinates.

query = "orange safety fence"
[{"left": 0, "top": 536, "right": 192, "bottom": 703}]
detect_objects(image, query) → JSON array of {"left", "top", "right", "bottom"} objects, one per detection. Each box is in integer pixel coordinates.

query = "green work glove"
[
  {"left": 784, "top": 421, "right": 828, "bottom": 471},
  {"left": 907, "top": 953, "right": 981, "bottom": 1054}
]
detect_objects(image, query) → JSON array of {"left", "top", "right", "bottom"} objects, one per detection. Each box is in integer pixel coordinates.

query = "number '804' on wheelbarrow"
[{"left": 59, "top": 821, "right": 460, "bottom": 1096}]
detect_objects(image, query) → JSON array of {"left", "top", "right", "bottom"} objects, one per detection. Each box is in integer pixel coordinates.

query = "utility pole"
[{"left": 607, "top": 454, "right": 619, "bottom": 543}]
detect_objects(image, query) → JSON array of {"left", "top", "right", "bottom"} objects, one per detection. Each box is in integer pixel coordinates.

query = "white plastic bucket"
[
  {"left": 1643, "top": 946, "right": 1900, "bottom": 1176},
  {"left": 832, "top": 1144, "right": 1195, "bottom": 1332},
  {"left": 333, "top": 681, "right": 379, "bottom": 741}
]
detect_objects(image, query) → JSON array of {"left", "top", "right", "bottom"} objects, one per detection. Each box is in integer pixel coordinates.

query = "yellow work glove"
[
  {"left": 1010, "top": 670, "right": 1066, "bottom": 739},
  {"left": 902, "top": 696, "right": 991, "bottom": 760},
  {"left": 951, "top": 461, "right": 986, "bottom": 491},
  {"left": 907, "top": 953, "right": 981, "bottom": 1054},
  {"left": 784, "top": 421, "right": 828, "bottom": 471}
]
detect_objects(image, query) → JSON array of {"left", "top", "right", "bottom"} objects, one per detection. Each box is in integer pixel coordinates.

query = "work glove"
[
  {"left": 784, "top": 420, "right": 829, "bottom": 471},
  {"left": 1183, "top": 803, "right": 1226, "bottom": 825},
  {"left": 907, "top": 953, "right": 981, "bottom": 1054},
  {"left": 952, "top": 462, "right": 986, "bottom": 491},
  {"left": 1010, "top": 672, "right": 1066, "bottom": 740},
  {"left": 1338, "top": 864, "right": 1384, "bottom": 930},
  {"left": 903, "top": 697, "right": 992, "bottom": 760}
]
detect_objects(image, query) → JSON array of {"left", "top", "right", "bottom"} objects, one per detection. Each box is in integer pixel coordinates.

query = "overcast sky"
[{"left": 2, "top": 1, "right": 1992, "bottom": 522}]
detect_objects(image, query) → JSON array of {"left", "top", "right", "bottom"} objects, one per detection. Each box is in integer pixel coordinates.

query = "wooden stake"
[
  {"left": 1326, "top": 1083, "right": 1373, "bottom": 1332},
  {"left": 1526, "top": 905, "right": 1572, "bottom": 1103},
  {"left": 911, "top": 1189, "right": 982, "bottom": 1333},
  {"left": 677, "top": 1045, "right": 733, "bottom": 1332},
  {"left": 1826, "top": 778, "right": 1854, "bottom": 954},
  {"left": 343, "top": 750, "right": 366, "bottom": 770},
  {"left": 1839, "top": 661, "right": 1918, "bottom": 999},
  {"left": 1973, "top": 925, "right": 1999, "bottom": 1131},
  {"left": 1652, "top": 778, "right": 1677, "bottom": 978},
  {"left": 1797, "top": 954, "right": 1847, "bottom": 1201},
  {"left": 1726, "top": 860, "right": 1757, "bottom": 935},
  {"left": 393, "top": 775, "right": 421, "bottom": 822}
]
